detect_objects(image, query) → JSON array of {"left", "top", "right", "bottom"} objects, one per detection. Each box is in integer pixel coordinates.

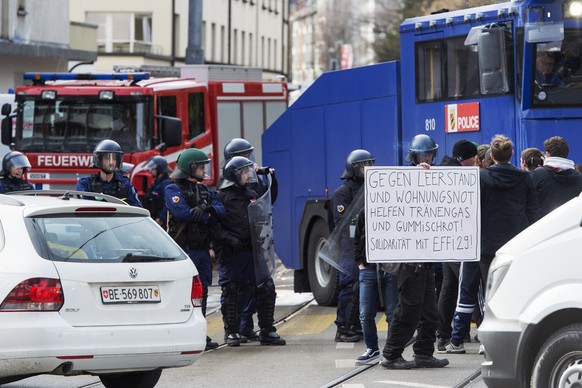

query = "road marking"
[
  {"left": 336, "top": 359, "right": 356, "bottom": 368},
  {"left": 375, "top": 381, "right": 450, "bottom": 388},
  {"left": 277, "top": 313, "right": 336, "bottom": 335},
  {"left": 336, "top": 342, "right": 356, "bottom": 349},
  {"left": 342, "top": 384, "right": 365, "bottom": 388}
]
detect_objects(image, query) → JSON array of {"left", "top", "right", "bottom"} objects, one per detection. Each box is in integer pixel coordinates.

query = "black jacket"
[
  {"left": 330, "top": 178, "right": 363, "bottom": 233},
  {"left": 215, "top": 185, "right": 258, "bottom": 248},
  {"left": 530, "top": 166, "right": 582, "bottom": 218},
  {"left": 480, "top": 163, "right": 539, "bottom": 256}
]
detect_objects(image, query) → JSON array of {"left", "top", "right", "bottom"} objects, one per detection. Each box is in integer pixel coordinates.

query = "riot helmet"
[
  {"left": 2, "top": 151, "right": 31, "bottom": 177},
  {"left": 340, "top": 149, "right": 376, "bottom": 179},
  {"left": 145, "top": 156, "right": 172, "bottom": 176},
  {"left": 170, "top": 148, "right": 210, "bottom": 182},
  {"left": 220, "top": 156, "right": 258, "bottom": 189},
  {"left": 224, "top": 138, "right": 254, "bottom": 161},
  {"left": 93, "top": 139, "right": 123, "bottom": 174},
  {"left": 406, "top": 134, "right": 438, "bottom": 165}
]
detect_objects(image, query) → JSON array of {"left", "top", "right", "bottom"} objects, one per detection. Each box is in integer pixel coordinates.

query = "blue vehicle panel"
[{"left": 263, "top": 0, "right": 582, "bottom": 305}]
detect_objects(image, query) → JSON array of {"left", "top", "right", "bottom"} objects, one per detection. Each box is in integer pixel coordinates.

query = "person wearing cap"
[
  {"left": 164, "top": 148, "right": 226, "bottom": 351},
  {"left": 435, "top": 140, "right": 478, "bottom": 352},
  {"left": 76, "top": 140, "right": 141, "bottom": 207}
]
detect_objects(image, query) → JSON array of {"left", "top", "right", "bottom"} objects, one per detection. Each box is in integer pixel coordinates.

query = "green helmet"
[{"left": 170, "top": 148, "right": 210, "bottom": 180}]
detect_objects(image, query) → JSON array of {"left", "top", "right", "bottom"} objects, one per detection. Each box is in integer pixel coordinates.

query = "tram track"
[{"left": 68, "top": 291, "right": 483, "bottom": 388}]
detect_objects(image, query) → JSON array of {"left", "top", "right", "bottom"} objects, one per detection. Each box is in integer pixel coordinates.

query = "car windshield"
[
  {"left": 25, "top": 214, "right": 187, "bottom": 263},
  {"left": 14, "top": 96, "right": 153, "bottom": 153}
]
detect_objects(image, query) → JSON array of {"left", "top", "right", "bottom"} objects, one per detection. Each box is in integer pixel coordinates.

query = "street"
[{"left": 5, "top": 267, "right": 487, "bottom": 388}]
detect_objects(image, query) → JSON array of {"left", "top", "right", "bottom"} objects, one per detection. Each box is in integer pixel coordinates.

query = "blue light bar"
[{"left": 23, "top": 73, "right": 151, "bottom": 82}]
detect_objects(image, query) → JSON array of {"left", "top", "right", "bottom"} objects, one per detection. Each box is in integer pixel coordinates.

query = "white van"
[{"left": 479, "top": 194, "right": 582, "bottom": 387}]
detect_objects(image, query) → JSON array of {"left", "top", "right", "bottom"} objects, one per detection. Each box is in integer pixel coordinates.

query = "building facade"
[
  {"left": 69, "top": 0, "right": 290, "bottom": 80},
  {"left": 0, "top": 0, "right": 96, "bottom": 93}
]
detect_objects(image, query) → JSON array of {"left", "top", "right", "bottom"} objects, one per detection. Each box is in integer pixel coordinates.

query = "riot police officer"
[
  {"left": 143, "top": 156, "right": 172, "bottom": 225},
  {"left": 0, "top": 151, "right": 34, "bottom": 193},
  {"left": 331, "top": 149, "right": 375, "bottom": 342},
  {"left": 76, "top": 140, "right": 141, "bottom": 207},
  {"left": 164, "top": 148, "right": 226, "bottom": 351},
  {"left": 214, "top": 156, "right": 285, "bottom": 347},
  {"left": 406, "top": 134, "right": 439, "bottom": 166},
  {"left": 223, "top": 138, "right": 278, "bottom": 341}
]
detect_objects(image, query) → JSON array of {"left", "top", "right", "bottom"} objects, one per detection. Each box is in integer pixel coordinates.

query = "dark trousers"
[
  {"left": 382, "top": 264, "right": 438, "bottom": 359},
  {"left": 436, "top": 262, "right": 460, "bottom": 339},
  {"left": 451, "top": 261, "right": 483, "bottom": 344}
]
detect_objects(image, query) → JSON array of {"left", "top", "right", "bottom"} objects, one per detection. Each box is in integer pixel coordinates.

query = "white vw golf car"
[{"left": 0, "top": 191, "right": 206, "bottom": 388}]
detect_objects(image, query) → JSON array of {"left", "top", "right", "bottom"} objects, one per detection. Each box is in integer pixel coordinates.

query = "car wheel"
[
  {"left": 99, "top": 368, "right": 162, "bottom": 388},
  {"left": 531, "top": 323, "right": 582, "bottom": 388},
  {"left": 307, "top": 220, "right": 339, "bottom": 306}
]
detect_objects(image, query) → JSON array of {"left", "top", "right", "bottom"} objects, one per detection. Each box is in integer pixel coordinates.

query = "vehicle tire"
[
  {"left": 307, "top": 219, "right": 339, "bottom": 306},
  {"left": 531, "top": 323, "right": 582, "bottom": 388},
  {"left": 99, "top": 368, "right": 162, "bottom": 388}
]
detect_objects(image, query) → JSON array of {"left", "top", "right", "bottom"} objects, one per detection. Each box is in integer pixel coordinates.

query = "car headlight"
[{"left": 486, "top": 260, "right": 511, "bottom": 303}]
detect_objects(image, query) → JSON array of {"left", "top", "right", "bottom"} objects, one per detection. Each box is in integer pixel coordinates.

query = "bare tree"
[{"left": 318, "top": 0, "right": 358, "bottom": 70}]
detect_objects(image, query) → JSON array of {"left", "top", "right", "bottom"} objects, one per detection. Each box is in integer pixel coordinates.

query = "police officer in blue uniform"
[
  {"left": 143, "top": 156, "right": 172, "bottom": 225},
  {"left": 76, "top": 140, "right": 141, "bottom": 207},
  {"left": 214, "top": 156, "right": 285, "bottom": 347},
  {"left": 0, "top": 151, "right": 34, "bottom": 193},
  {"left": 164, "top": 148, "right": 226, "bottom": 351}
]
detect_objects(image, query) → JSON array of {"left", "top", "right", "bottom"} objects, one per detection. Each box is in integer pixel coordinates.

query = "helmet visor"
[
  {"left": 100, "top": 152, "right": 122, "bottom": 172},
  {"left": 145, "top": 159, "right": 157, "bottom": 171},
  {"left": 234, "top": 165, "right": 257, "bottom": 186},
  {"left": 414, "top": 151, "right": 435, "bottom": 165},
  {"left": 8, "top": 154, "right": 32, "bottom": 170},
  {"left": 191, "top": 162, "right": 211, "bottom": 180},
  {"left": 352, "top": 159, "right": 375, "bottom": 177}
]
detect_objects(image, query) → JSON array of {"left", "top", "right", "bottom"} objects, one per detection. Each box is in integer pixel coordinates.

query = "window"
[
  {"left": 86, "top": 12, "right": 156, "bottom": 54},
  {"left": 157, "top": 96, "right": 177, "bottom": 117},
  {"left": 531, "top": 29, "right": 582, "bottom": 106},
  {"left": 416, "top": 32, "right": 514, "bottom": 103},
  {"left": 211, "top": 23, "right": 216, "bottom": 62},
  {"left": 188, "top": 93, "right": 205, "bottom": 139},
  {"left": 416, "top": 40, "right": 443, "bottom": 102}
]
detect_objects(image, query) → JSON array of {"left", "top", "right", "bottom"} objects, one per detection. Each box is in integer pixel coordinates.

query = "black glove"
[
  {"left": 190, "top": 206, "right": 205, "bottom": 222},
  {"left": 206, "top": 204, "right": 216, "bottom": 216},
  {"left": 229, "top": 237, "right": 244, "bottom": 251}
]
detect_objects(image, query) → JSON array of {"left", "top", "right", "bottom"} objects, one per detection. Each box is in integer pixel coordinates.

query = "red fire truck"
[{"left": 0, "top": 65, "right": 288, "bottom": 194}]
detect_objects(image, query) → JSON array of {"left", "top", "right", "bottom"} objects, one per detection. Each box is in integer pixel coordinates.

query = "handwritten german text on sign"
[{"left": 364, "top": 166, "right": 480, "bottom": 263}]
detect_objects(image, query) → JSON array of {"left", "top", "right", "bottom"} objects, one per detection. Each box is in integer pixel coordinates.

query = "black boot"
[
  {"left": 221, "top": 282, "right": 241, "bottom": 347},
  {"left": 259, "top": 330, "right": 286, "bottom": 346},
  {"left": 335, "top": 326, "right": 362, "bottom": 342},
  {"left": 205, "top": 336, "right": 218, "bottom": 350}
]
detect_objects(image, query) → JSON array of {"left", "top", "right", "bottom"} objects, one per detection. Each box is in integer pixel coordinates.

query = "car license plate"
[{"left": 100, "top": 286, "right": 161, "bottom": 304}]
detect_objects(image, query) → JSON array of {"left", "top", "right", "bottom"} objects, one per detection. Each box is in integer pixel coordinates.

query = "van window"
[{"left": 188, "top": 92, "right": 205, "bottom": 139}]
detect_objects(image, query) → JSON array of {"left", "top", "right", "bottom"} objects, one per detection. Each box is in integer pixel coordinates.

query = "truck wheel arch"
[{"left": 300, "top": 199, "right": 339, "bottom": 306}]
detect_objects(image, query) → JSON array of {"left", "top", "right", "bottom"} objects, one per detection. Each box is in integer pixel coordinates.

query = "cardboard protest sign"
[{"left": 364, "top": 166, "right": 480, "bottom": 263}]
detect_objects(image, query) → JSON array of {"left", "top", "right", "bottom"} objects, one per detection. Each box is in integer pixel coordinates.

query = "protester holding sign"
[
  {"left": 443, "top": 134, "right": 538, "bottom": 354},
  {"left": 377, "top": 134, "right": 450, "bottom": 370}
]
